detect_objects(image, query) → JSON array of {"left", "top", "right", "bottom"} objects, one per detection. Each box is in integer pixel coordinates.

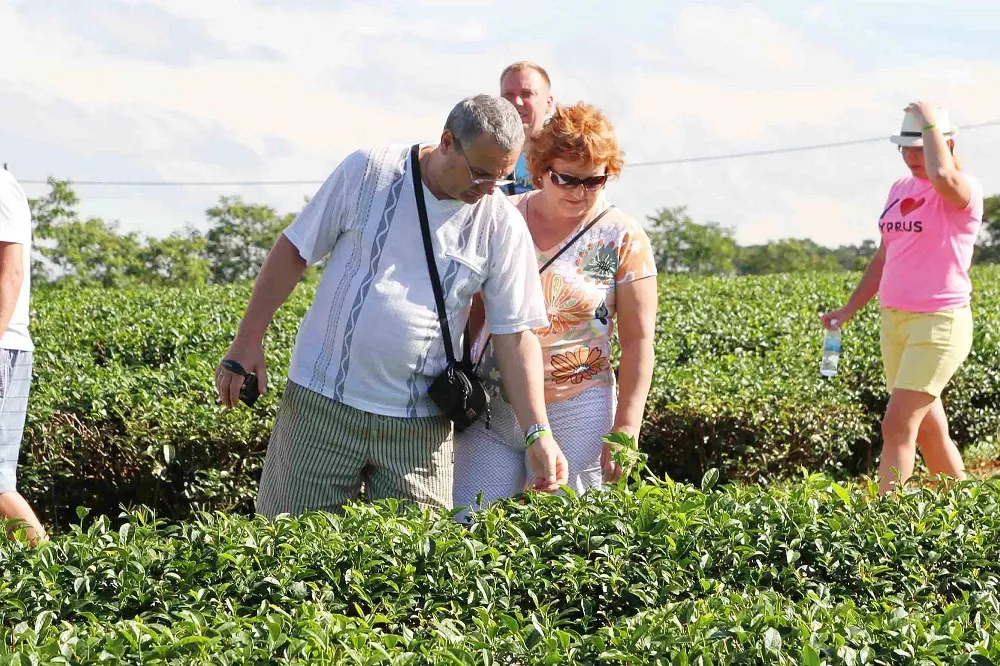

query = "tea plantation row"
[
  {"left": 3, "top": 476, "right": 1000, "bottom": 663},
  {"left": 17, "top": 266, "right": 1000, "bottom": 529}
]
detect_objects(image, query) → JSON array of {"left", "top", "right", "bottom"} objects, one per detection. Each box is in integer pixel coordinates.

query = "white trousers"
[{"left": 453, "top": 384, "right": 616, "bottom": 519}]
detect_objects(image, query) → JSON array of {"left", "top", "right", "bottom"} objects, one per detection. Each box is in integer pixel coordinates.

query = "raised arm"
[{"left": 907, "top": 101, "right": 971, "bottom": 209}]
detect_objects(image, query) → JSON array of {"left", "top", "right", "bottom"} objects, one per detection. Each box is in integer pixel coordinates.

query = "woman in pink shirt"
[{"left": 822, "top": 101, "right": 984, "bottom": 495}]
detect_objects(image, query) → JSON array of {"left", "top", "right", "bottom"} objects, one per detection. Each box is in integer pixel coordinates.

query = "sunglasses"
[{"left": 547, "top": 168, "right": 609, "bottom": 191}]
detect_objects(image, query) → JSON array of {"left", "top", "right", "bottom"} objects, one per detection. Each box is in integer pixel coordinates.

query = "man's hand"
[
  {"left": 525, "top": 433, "right": 568, "bottom": 492},
  {"left": 215, "top": 338, "right": 268, "bottom": 409}
]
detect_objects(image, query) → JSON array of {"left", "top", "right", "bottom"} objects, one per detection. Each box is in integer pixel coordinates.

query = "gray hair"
[{"left": 444, "top": 94, "right": 524, "bottom": 153}]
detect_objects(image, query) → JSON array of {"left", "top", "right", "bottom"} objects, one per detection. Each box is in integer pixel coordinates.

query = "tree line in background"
[
  {"left": 647, "top": 198, "right": 1000, "bottom": 276},
  {"left": 25, "top": 177, "right": 1000, "bottom": 288},
  {"left": 29, "top": 179, "right": 295, "bottom": 288}
]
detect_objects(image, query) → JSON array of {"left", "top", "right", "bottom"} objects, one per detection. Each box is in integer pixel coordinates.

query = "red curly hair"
[{"left": 526, "top": 101, "right": 625, "bottom": 189}]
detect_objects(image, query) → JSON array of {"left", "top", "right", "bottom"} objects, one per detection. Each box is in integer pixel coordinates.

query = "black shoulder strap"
[
  {"left": 411, "top": 144, "right": 473, "bottom": 366},
  {"left": 539, "top": 202, "right": 616, "bottom": 272},
  {"left": 472, "top": 200, "right": 617, "bottom": 366}
]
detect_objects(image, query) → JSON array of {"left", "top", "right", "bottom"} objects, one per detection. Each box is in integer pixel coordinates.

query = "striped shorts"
[
  {"left": 256, "top": 381, "right": 454, "bottom": 517},
  {"left": 453, "top": 384, "right": 616, "bottom": 519},
  {"left": 0, "top": 349, "right": 32, "bottom": 495}
]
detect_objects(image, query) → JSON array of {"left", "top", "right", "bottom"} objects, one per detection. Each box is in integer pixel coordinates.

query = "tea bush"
[
  {"left": 642, "top": 266, "right": 1000, "bottom": 483},
  {"left": 16, "top": 266, "right": 1000, "bottom": 527},
  {"left": 3, "top": 476, "right": 1000, "bottom": 663}
]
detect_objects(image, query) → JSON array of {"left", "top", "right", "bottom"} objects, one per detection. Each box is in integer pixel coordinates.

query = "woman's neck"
[
  {"left": 528, "top": 190, "right": 602, "bottom": 230},
  {"left": 525, "top": 190, "right": 604, "bottom": 252}
]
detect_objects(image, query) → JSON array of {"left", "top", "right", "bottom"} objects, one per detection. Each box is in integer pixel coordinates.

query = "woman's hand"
[
  {"left": 820, "top": 307, "right": 853, "bottom": 331},
  {"left": 904, "top": 101, "right": 939, "bottom": 128},
  {"left": 601, "top": 430, "right": 639, "bottom": 484},
  {"left": 601, "top": 438, "right": 625, "bottom": 483}
]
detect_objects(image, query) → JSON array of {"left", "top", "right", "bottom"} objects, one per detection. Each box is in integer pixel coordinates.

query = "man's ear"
[{"left": 440, "top": 129, "right": 457, "bottom": 155}]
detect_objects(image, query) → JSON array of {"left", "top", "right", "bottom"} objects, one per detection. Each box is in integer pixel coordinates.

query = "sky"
[{"left": 2, "top": 0, "right": 998, "bottom": 248}]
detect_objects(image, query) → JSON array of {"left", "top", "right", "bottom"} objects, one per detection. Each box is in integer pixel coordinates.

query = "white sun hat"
[{"left": 890, "top": 104, "right": 958, "bottom": 147}]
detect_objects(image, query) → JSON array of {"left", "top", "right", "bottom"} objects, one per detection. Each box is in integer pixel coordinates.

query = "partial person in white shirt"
[
  {"left": 215, "top": 94, "right": 567, "bottom": 516},
  {"left": 0, "top": 167, "right": 45, "bottom": 545}
]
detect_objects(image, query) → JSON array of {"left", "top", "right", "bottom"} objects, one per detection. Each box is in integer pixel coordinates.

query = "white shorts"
[{"left": 452, "top": 384, "right": 616, "bottom": 520}]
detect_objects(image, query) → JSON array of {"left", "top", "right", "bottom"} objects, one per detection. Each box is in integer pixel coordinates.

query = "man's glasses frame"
[{"left": 455, "top": 140, "right": 514, "bottom": 189}]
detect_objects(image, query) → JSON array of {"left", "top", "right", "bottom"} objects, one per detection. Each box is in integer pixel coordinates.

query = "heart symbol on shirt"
[{"left": 899, "top": 197, "right": 925, "bottom": 216}]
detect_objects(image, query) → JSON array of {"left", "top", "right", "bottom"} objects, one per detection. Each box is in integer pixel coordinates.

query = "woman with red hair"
[{"left": 454, "top": 102, "right": 658, "bottom": 514}]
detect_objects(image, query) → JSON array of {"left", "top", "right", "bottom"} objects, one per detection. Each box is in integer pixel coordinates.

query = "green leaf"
[
  {"left": 602, "top": 431, "right": 634, "bottom": 449},
  {"left": 701, "top": 468, "right": 720, "bottom": 491},
  {"left": 831, "top": 482, "right": 852, "bottom": 504},
  {"left": 763, "top": 628, "right": 782, "bottom": 652}
]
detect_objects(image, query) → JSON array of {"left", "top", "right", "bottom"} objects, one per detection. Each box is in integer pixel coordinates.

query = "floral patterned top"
[{"left": 474, "top": 192, "right": 657, "bottom": 404}]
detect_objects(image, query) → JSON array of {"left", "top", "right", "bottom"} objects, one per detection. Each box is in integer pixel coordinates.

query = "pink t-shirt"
[{"left": 878, "top": 173, "right": 984, "bottom": 313}]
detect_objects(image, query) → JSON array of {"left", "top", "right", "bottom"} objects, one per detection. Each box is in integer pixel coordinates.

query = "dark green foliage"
[
  {"left": 17, "top": 267, "right": 1000, "bottom": 528},
  {"left": 20, "top": 280, "right": 313, "bottom": 531},
  {"left": 3, "top": 476, "right": 1000, "bottom": 663},
  {"left": 641, "top": 266, "right": 1000, "bottom": 484}
]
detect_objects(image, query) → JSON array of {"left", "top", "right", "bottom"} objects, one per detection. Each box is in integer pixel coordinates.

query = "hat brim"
[{"left": 890, "top": 128, "right": 958, "bottom": 147}]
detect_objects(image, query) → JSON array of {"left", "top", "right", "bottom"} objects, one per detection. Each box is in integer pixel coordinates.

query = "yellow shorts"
[{"left": 879, "top": 306, "right": 973, "bottom": 397}]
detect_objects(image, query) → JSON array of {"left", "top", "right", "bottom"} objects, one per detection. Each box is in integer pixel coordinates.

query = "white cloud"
[
  {"left": 672, "top": 3, "right": 852, "bottom": 81},
  {"left": 615, "top": 0, "right": 1000, "bottom": 245},
  {"left": 800, "top": 2, "right": 844, "bottom": 27},
  {"left": 2, "top": 0, "right": 998, "bottom": 248}
]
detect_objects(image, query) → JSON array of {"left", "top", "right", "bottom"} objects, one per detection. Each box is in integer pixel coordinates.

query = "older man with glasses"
[{"left": 216, "top": 94, "right": 567, "bottom": 516}]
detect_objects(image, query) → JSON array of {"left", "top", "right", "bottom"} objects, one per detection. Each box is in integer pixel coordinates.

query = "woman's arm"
[
  {"left": 821, "top": 242, "right": 886, "bottom": 329},
  {"left": 908, "top": 101, "right": 971, "bottom": 209},
  {"left": 611, "top": 276, "right": 658, "bottom": 439},
  {"left": 603, "top": 276, "right": 657, "bottom": 483}
]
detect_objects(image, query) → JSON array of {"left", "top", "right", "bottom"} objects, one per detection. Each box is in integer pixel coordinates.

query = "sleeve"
[
  {"left": 615, "top": 215, "right": 658, "bottom": 285},
  {"left": 480, "top": 201, "right": 549, "bottom": 335},
  {"left": 0, "top": 176, "right": 30, "bottom": 245},
  {"left": 960, "top": 172, "right": 984, "bottom": 215},
  {"left": 283, "top": 149, "right": 368, "bottom": 266}
]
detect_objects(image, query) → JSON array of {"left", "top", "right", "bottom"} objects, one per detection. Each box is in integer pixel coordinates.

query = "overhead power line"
[
  {"left": 16, "top": 119, "right": 1000, "bottom": 187},
  {"left": 629, "top": 120, "right": 1000, "bottom": 167}
]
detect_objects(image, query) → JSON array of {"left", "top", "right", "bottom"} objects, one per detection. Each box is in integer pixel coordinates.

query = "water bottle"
[{"left": 820, "top": 320, "right": 841, "bottom": 378}]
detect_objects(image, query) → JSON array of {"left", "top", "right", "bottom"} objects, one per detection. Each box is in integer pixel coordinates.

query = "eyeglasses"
[
  {"left": 547, "top": 168, "right": 609, "bottom": 191},
  {"left": 455, "top": 141, "right": 514, "bottom": 188}
]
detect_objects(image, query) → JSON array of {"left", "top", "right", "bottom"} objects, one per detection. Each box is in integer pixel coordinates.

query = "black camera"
[
  {"left": 221, "top": 359, "right": 260, "bottom": 407},
  {"left": 427, "top": 363, "right": 489, "bottom": 432}
]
